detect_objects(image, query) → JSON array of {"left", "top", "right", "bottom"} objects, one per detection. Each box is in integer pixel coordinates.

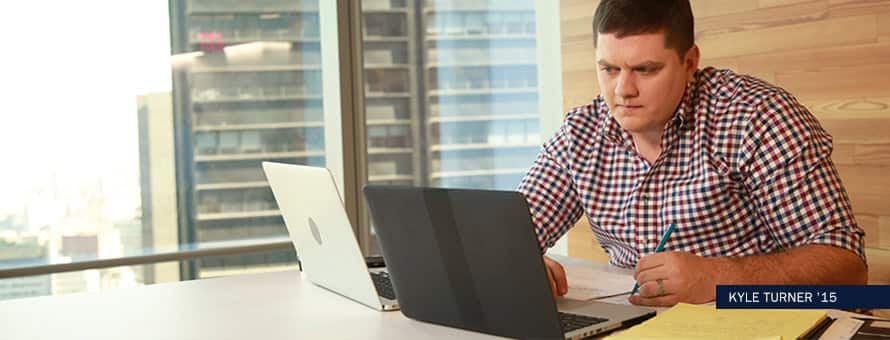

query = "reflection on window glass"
[
  {"left": 0, "top": 254, "right": 298, "bottom": 300},
  {"left": 0, "top": 1, "right": 175, "bottom": 300},
  {"left": 0, "top": 0, "right": 325, "bottom": 301},
  {"left": 362, "top": 0, "right": 539, "bottom": 190},
  {"left": 170, "top": 0, "right": 323, "bottom": 279},
  {"left": 425, "top": 0, "right": 539, "bottom": 190},
  {"left": 361, "top": 0, "right": 541, "bottom": 252}
]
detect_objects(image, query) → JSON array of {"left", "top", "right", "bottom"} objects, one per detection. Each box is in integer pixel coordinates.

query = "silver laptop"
[
  {"left": 363, "top": 186, "right": 655, "bottom": 339},
  {"left": 262, "top": 162, "right": 398, "bottom": 311}
]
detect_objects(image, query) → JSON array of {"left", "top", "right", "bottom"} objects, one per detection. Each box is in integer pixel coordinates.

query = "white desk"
[
  {"left": 0, "top": 267, "right": 516, "bottom": 340},
  {"left": 0, "top": 255, "right": 628, "bottom": 340},
  {"left": 0, "top": 256, "right": 872, "bottom": 340}
]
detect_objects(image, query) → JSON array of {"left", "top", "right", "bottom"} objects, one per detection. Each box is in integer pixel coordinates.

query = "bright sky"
[{"left": 0, "top": 1, "right": 172, "bottom": 220}]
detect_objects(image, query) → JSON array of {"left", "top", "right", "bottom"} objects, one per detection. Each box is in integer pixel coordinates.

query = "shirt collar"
[{"left": 673, "top": 74, "right": 700, "bottom": 131}]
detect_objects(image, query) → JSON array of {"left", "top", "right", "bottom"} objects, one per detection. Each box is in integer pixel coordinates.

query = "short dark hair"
[{"left": 592, "top": 0, "right": 695, "bottom": 58}]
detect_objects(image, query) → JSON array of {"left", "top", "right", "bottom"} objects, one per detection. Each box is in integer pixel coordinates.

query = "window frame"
[{"left": 0, "top": 0, "right": 567, "bottom": 281}]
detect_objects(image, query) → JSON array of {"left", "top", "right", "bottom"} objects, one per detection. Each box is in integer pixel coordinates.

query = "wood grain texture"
[
  {"left": 837, "top": 165, "right": 890, "bottom": 196},
  {"left": 758, "top": 0, "right": 819, "bottom": 8},
  {"left": 560, "top": 0, "right": 890, "bottom": 265},
  {"left": 696, "top": 1, "right": 829, "bottom": 37},
  {"left": 827, "top": 0, "right": 890, "bottom": 18},
  {"left": 691, "top": 0, "right": 760, "bottom": 17},
  {"left": 867, "top": 247, "right": 890, "bottom": 284},
  {"left": 803, "top": 97, "right": 890, "bottom": 120},
  {"left": 776, "top": 64, "right": 890, "bottom": 100},
  {"left": 881, "top": 12, "right": 890, "bottom": 41},
  {"left": 697, "top": 15, "right": 876, "bottom": 59},
  {"left": 566, "top": 220, "right": 609, "bottom": 263},
  {"left": 833, "top": 143, "right": 890, "bottom": 166}
]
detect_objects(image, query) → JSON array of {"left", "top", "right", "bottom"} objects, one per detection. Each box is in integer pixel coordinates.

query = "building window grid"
[{"left": 0, "top": 0, "right": 550, "bottom": 296}]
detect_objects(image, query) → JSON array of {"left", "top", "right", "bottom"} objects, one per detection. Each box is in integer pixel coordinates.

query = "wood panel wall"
[{"left": 559, "top": 0, "right": 890, "bottom": 284}]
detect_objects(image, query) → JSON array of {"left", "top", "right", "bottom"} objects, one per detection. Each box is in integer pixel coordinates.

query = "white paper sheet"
[
  {"left": 870, "top": 320, "right": 890, "bottom": 329},
  {"left": 562, "top": 262, "right": 636, "bottom": 301},
  {"left": 819, "top": 317, "right": 864, "bottom": 340}
]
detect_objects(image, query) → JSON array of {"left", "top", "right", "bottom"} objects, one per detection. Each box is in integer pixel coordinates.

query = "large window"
[
  {"left": 358, "top": 0, "right": 560, "bottom": 253},
  {"left": 0, "top": 0, "right": 562, "bottom": 300},
  {"left": 361, "top": 0, "right": 540, "bottom": 189},
  {"left": 168, "top": 0, "right": 334, "bottom": 279}
]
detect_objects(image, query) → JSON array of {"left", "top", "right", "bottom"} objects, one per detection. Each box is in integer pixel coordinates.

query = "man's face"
[{"left": 595, "top": 31, "right": 698, "bottom": 137}]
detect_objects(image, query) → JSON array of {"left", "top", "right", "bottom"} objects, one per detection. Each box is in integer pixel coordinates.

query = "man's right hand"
[{"left": 543, "top": 255, "right": 567, "bottom": 299}]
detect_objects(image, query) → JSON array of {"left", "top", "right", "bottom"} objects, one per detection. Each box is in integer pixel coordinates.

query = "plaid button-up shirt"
[{"left": 518, "top": 67, "right": 866, "bottom": 268}]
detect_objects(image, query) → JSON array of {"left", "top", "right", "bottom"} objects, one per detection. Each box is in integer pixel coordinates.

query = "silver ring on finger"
[{"left": 656, "top": 279, "right": 665, "bottom": 297}]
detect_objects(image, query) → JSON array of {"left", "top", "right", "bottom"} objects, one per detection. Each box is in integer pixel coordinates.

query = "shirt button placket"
[
  {"left": 633, "top": 189, "right": 648, "bottom": 253},
  {"left": 638, "top": 183, "right": 660, "bottom": 252}
]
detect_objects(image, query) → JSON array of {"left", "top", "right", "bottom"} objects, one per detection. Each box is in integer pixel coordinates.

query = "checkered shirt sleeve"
[
  {"left": 518, "top": 108, "right": 587, "bottom": 252},
  {"left": 738, "top": 90, "right": 866, "bottom": 262}
]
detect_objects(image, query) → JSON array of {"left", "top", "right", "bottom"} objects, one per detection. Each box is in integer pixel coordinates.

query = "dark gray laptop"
[{"left": 363, "top": 186, "right": 655, "bottom": 340}]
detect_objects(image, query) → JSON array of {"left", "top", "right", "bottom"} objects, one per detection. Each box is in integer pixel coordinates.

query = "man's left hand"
[{"left": 628, "top": 251, "right": 721, "bottom": 306}]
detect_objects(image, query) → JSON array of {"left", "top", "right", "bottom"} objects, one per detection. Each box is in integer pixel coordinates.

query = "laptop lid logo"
[{"left": 308, "top": 217, "right": 323, "bottom": 245}]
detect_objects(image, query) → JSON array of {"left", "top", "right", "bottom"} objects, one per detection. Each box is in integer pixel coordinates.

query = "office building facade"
[{"left": 161, "top": 0, "right": 541, "bottom": 275}]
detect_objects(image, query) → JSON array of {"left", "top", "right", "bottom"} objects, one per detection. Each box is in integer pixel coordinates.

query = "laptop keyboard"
[
  {"left": 370, "top": 271, "right": 396, "bottom": 300},
  {"left": 558, "top": 312, "right": 608, "bottom": 333}
]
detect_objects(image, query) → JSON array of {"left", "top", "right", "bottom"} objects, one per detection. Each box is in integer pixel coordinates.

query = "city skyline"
[
  {"left": 0, "top": 1, "right": 171, "bottom": 222},
  {"left": 0, "top": 0, "right": 549, "bottom": 299},
  {"left": 0, "top": 1, "right": 173, "bottom": 300}
]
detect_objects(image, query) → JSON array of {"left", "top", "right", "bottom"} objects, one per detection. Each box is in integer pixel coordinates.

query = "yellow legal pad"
[{"left": 606, "top": 303, "right": 827, "bottom": 340}]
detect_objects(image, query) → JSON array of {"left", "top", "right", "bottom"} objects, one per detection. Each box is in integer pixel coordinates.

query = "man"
[{"left": 518, "top": 0, "right": 867, "bottom": 307}]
